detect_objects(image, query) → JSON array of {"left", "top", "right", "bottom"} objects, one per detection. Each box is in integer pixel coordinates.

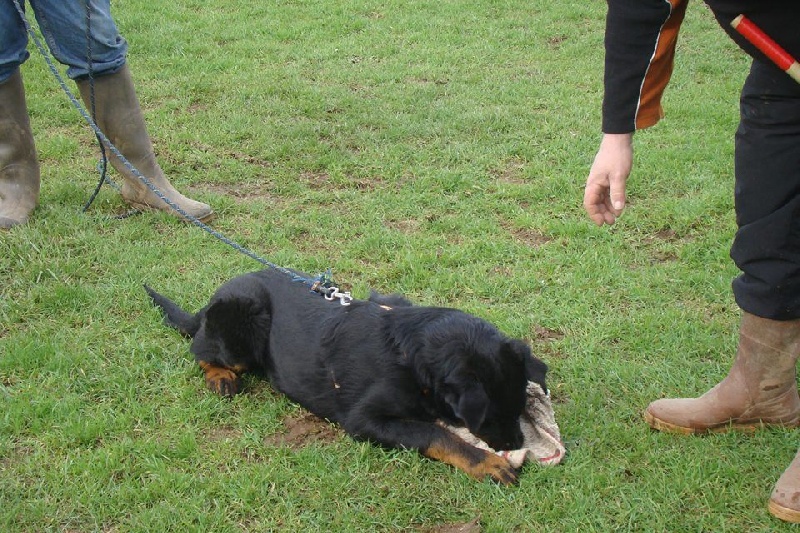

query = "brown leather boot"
[
  {"left": 0, "top": 69, "right": 40, "bottom": 229},
  {"left": 76, "top": 65, "right": 213, "bottom": 222},
  {"left": 769, "top": 448, "right": 800, "bottom": 523},
  {"left": 645, "top": 312, "right": 800, "bottom": 434}
]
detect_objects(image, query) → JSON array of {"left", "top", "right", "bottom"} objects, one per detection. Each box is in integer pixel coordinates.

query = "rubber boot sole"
[
  {"left": 769, "top": 499, "right": 800, "bottom": 523},
  {"left": 644, "top": 409, "right": 800, "bottom": 435},
  {"left": 125, "top": 200, "right": 214, "bottom": 223}
]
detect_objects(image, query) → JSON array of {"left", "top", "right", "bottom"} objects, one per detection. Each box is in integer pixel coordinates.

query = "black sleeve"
[{"left": 602, "top": 0, "right": 688, "bottom": 134}]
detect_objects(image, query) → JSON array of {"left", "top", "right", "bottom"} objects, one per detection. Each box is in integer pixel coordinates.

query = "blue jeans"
[{"left": 0, "top": 0, "right": 128, "bottom": 83}]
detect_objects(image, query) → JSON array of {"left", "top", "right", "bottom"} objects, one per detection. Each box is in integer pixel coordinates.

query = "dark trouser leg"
[{"left": 731, "top": 59, "right": 800, "bottom": 320}]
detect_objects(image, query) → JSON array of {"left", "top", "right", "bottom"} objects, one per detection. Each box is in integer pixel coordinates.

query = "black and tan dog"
[{"left": 146, "top": 268, "right": 548, "bottom": 484}]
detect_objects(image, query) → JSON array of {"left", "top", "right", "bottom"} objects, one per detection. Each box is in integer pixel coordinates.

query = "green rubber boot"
[
  {"left": 76, "top": 65, "right": 212, "bottom": 222},
  {"left": 0, "top": 69, "right": 40, "bottom": 229}
]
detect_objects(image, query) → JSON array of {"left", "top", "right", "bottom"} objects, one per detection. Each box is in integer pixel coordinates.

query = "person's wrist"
[{"left": 601, "top": 132, "right": 633, "bottom": 149}]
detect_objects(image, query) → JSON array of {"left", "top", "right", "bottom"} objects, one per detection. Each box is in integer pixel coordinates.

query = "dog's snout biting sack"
[{"left": 441, "top": 381, "right": 565, "bottom": 467}]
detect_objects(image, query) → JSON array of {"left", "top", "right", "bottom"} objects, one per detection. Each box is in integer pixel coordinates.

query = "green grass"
[{"left": 1, "top": 1, "right": 796, "bottom": 531}]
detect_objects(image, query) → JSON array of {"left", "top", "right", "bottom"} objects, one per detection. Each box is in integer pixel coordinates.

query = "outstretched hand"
[{"left": 583, "top": 133, "right": 633, "bottom": 226}]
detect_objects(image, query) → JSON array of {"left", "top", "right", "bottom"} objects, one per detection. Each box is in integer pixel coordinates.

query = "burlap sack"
[{"left": 441, "top": 381, "right": 565, "bottom": 468}]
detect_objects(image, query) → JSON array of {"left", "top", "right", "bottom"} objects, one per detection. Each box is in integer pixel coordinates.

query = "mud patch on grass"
[
  {"left": 647, "top": 229, "right": 678, "bottom": 243},
  {"left": 528, "top": 325, "right": 569, "bottom": 361},
  {"left": 195, "top": 181, "right": 280, "bottom": 204},
  {"left": 490, "top": 158, "right": 526, "bottom": 185},
  {"left": 384, "top": 218, "right": 422, "bottom": 234},
  {"left": 264, "top": 411, "right": 343, "bottom": 450},
  {"left": 186, "top": 141, "right": 276, "bottom": 170},
  {"left": 547, "top": 34, "right": 568, "bottom": 49},
  {"left": 639, "top": 228, "right": 683, "bottom": 264},
  {"left": 205, "top": 426, "right": 242, "bottom": 443},
  {"left": 502, "top": 223, "right": 553, "bottom": 248},
  {"left": 418, "top": 517, "right": 481, "bottom": 533},
  {"left": 299, "top": 170, "right": 385, "bottom": 192},
  {"left": 530, "top": 325, "right": 565, "bottom": 343}
]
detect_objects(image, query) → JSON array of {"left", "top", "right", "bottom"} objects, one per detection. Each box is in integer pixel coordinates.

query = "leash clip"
[{"left": 325, "top": 287, "right": 353, "bottom": 306}]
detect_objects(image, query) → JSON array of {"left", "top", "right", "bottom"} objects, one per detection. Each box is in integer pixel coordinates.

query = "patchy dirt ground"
[
  {"left": 216, "top": 409, "right": 482, "bottom": 532},
  {"left": 263, "top": 411, "right": 344, "bottom": 449},
  {"left": 419, "top": 516, "right": 482, "bottom": 533}
]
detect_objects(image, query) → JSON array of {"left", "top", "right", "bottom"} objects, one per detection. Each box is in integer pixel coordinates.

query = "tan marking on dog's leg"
[{"left": 424, "top": 438, "right": 518, "bottom": 485}]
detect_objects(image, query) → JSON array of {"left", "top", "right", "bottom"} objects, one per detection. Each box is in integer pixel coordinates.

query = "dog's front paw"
[
  {"left": 474, "top": 453, "right": 518, "bottom": 485},
  {"left": 425, "top": 440, "right": 519, "bottom": 485},
  {"left": 199, "top": 362, "right": 241, "bottom": 397}
]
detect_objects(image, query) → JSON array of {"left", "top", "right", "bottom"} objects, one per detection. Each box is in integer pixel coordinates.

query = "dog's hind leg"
[{"left": 198, "top": 361, "right": 247, "bottom": 397}]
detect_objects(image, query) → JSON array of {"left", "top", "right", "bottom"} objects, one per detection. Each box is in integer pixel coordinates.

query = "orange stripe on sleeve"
[{"left": 635, "top": 0, "right": 688, "bottom": 130}]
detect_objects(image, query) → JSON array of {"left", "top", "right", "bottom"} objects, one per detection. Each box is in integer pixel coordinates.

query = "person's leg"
[
  {"left": 731, "top": 60, "right": 800, "bottom": 321},
  {"left": 28, "top": 0, "right": 127, "bottom": 80},
  {"left": 646, "top": 57, "right": 800, "bottom": 431},
  {"left": 29, "top": 0, "right": 212, "bottom": 221},
  {"left": 646, "top": 58, "right": 800, "bottom": 523},
  {"left": 769, "top": 448, "right": 800, "bottom": 523},
  {"left": 0, "top": 68, "right": 41, "bottom": 228},
  {"left": 0, "top": 0, "right": 32, "bottom": 82},
  {"left": 0, "top": 2, "right": 40, "bottom": 228},
  {"left": 733, "top": 59, "right": 800, "bottom": 525},
  {"left": 74, "top": 65, "right": 213, "bottom": 221}
]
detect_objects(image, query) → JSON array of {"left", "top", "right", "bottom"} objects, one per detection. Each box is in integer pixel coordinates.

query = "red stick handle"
[{"left": 732, "top": 14, "right": 800, "bottom": 84}]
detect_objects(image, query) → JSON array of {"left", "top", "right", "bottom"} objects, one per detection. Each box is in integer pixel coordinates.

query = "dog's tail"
[{"left": 144, "top": 284, "right": 202, "bottom": 338}]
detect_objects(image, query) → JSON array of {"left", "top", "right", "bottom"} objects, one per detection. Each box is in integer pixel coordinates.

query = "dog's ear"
[
  {"left": 511, "top": 342, "right": 548, "bottom": 392},
  {"left": 445, "top": 381, "right": 489, "bottom": 434},
  {"left": 502, "top": 339, "right": 548, "bottom": 383},
  {"left": 500, "top": 338, "right": 531, "bottom": 361},
  {"left": 525, "top": 355, "right": 548, "bottom": 383}
]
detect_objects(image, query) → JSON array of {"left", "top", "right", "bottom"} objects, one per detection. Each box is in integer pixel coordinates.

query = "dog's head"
[{"left": 410, "top": 312, "right": 548, "bottom": 451}]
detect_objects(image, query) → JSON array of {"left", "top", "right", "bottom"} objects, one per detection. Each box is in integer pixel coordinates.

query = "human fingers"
[
  {"left": 583, "top": 179, "right": 616, "bottom": 226},
  {"left": 608, "top": 171, "right": 627, "bottom": 217}
]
